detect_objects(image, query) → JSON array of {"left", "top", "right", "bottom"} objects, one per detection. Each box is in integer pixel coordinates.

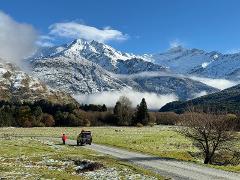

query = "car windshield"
[{"left": 81, "top": 132, "right": 91, "bottom": 138}]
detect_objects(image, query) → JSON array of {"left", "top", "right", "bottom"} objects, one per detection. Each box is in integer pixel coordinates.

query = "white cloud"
[
  {"left": 73, "top": 88, "right": 178, "bottom": 110},
  {"left": 192, "top": 91, "right": 208, "bottom": 98},
  {"left": 36, "top": 35, "right": 54, "bottom": 47},
  {"left": 169, "top": 39, "right": 184, "bottom": 48},
  {"left": 116, "top": 71, "right": 238, "bottom": 91},
  {"left": 189, "top": 76, "right": 238, "bottom": 90},
  {"left": 0, "top": 11, "right": 38, "bottom": 63},
  {"left": 36, "top": 41, "right": 54, "bottom": 47},
  {"left": 48, "top": 22, "right": 128, "bottom": 43},
  {"left": 114, "top": 71, "right": 171, "bottom": 79}
]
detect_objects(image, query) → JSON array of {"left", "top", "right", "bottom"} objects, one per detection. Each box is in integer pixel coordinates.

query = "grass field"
[
  {"left": 0, "top": 126, "right": 197, "bottom": 161},
  {"left": 0, "top": 137, "right": 162, "bottom": 179},
  {"left": 1, "top": 126, "right": 239, "bottom": 173}
]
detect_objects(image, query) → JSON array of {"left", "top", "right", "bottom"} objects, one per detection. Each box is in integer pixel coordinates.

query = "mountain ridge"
[
  {"left": 28, "top": 39, "right": 219, "bottom": 101},
  {"left": 32, "top": 40, "right": 240, "bottom": 80}
]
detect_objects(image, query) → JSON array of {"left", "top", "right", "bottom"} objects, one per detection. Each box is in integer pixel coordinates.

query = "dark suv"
[{"left": 77, "top": 131, "right": 92, "bottom": 146}]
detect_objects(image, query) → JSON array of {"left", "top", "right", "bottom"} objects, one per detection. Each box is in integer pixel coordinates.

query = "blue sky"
[{"left": 1, "top": 0, "right": 240, "bottom": 54}]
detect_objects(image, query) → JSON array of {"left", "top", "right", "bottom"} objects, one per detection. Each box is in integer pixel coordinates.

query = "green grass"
[
  {"left": 0, "top": 126, "right": 197, "bottom": 161},
  {"left": 0, "top": 126, "right": 239, "bottom": 173},
  {"left": 0, "top": 137, "right": 163, "bottom": 179}
]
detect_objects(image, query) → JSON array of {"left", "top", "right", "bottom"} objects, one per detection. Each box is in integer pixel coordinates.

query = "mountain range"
[
  {"left": 2, "top": 38, "right": 240, "bottom": 107},
  {"left": 144, "top": 46, "right": 240, "bottom": 80},
  {"left": 32, "top": 39, "right": 240, "bottom": 81},
  {"left": 28, "top": 39, "right": 222, "bottom": 101}
]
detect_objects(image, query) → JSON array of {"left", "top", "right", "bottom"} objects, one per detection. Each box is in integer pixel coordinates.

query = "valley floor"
[
  {"left": 0, "top": 126, "right": 239, "bottom": 179},
  {"left": 0, "top": 137, "right": 162, "bottom": 179}
]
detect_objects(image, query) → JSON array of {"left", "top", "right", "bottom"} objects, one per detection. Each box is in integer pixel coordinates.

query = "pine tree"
[
  {"left": 102, "top": 104, "right": 107, "bottom": 111},
  {"left": 136, "top": 98, "right": 149, "bottom": 125}
]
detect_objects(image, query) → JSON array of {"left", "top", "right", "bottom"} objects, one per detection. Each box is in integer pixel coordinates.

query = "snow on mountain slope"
[
  {"left": 189, "top": 53, "right": 240, "bottom": 80},
  {"left": 30, "top": 44, "right": 68, "bottom": 59},
  {"left": 0, "top": 59, "right": 75, "bottom": 104},
  {"left": 31, "top": 39, "right": 163, "bottom": 74},
  {"left": 32, "top": 39, "right": 135, "bottom": 70},
  {"left": 145, "top": 46, "right": 240, "bottom": 81},
  {"left": 119, "top": 75, "right": 218, "bottom": 100},
  {"left": 146, "top": 46, "right": 221, "bottom": 74},
  {"left": 116, "top": 58, "right": 166, "bottom": 74},
  {"left": 31, "top": 55, "right": 129, "bottom": 94}
]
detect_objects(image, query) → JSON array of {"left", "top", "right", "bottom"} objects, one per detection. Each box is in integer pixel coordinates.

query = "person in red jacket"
[{"left": 62, "top": 134, "right": 67, "bottom": 145}]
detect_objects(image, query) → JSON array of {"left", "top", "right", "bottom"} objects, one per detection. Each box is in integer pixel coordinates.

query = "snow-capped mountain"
[
  {"left": 146, "top": 46, "right": 240, "bottom": 80},
  {"left": 31, "top": 39, "right": 164, "bottom": 74},
  {"left": 189, "top": 53, "right": 240, "bottom": 80},
  {"left": 29, "top": 39, "right": 218, "bottom": 100},
  {"left": 146, "top": 46, "right": 221, "bottom": 74},
  {"left": 0, "top": 59, "right": 75, "bottom": 104},
  {"left": 37, "top": 39, "right": 240, "bottom": 81}
]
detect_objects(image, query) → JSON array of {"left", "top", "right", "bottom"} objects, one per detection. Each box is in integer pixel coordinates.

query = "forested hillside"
[{"left": 160, "top": 84, "right": 240, "bottom": 113}]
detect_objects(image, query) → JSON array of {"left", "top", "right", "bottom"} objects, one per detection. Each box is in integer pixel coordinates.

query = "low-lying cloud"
[
  {"left": 49, "top": 22, "right": 128, "bottom": 43},
  {"left": 73, "top": 89, "right": 178, "bottom": 110},
  {"left": 189, "top": 76, "right": 238, "bottom": 90},
  {"left": 192, "top": 91, "right": 208, "bottom": 99},
  {"left": 116, "top": 71, "right": 239, "bottom": 91},
  {"left": 115, "top": 71, "right": 240, "bottom": 90},
  {"left": 0, "top": 11, "right": 38, "bottom": 64}
]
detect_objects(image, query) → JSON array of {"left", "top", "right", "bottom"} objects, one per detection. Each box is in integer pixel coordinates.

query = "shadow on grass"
[
  {"left": 54, "top": 143, "right": 66, "bottom": 146},
  {"left": 68, "top": 144, "right": 79, "bottom": 147},
  {"left": 53, "top": 143, "right": 82, "bottom": 147}
]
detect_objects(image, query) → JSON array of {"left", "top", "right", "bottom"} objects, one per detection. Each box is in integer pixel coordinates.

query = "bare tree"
[{"left": 180, "top": 109, "right": 236, "bottom": 164}]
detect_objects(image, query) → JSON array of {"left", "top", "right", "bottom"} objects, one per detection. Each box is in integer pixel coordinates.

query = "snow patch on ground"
[{"left": 77, "top": 167, "right": 157, "bottom": 180}]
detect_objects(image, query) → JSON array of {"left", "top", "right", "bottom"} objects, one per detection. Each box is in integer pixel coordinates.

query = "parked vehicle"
[{"left": 77, "top": 131, "right": 92, "bottom": 146}]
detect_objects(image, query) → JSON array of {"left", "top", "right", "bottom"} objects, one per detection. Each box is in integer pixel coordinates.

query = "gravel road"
[{"left": 49, "top": 138, "right": 240, "bottom": 180}]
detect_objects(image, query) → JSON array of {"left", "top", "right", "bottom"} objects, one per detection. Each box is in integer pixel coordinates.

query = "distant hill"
[
  {"left": 0, "top": 59, "right": 76, "bottom": 105},
  {"left": 160, "top": 84, "right": 240, "bottom": 113}
]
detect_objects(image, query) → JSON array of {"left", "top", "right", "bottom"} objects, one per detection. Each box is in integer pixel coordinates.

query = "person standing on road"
[{"left": 62, "top": 134, "right": 67, "bottom": 145}]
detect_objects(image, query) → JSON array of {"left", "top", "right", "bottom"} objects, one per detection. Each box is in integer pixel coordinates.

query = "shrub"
[
  {"left": 136, "top": 123, "right": 143, "bottom": 127},
  {"left": 83, "top": 119, "right": 91, "bottom": 127},
  {"left": 148, "top": 122, "right": 155, "bottom": 127},
  {"left": 154, "top": 112, "right": 180, "bottom": 125},
  {"left": 149, "top": 113, "right": 156, "bottom": 124},
  {"left": 41, "top": 113, "right": 55, "bottom": 127}
]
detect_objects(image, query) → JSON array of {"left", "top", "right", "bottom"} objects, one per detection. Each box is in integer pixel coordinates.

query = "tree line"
[
  {"left": 0, "top": 97, "right": 153, "bottom": 127},
  {"left": 113, "top": 96, "right": 152, "bottom": 126}
]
